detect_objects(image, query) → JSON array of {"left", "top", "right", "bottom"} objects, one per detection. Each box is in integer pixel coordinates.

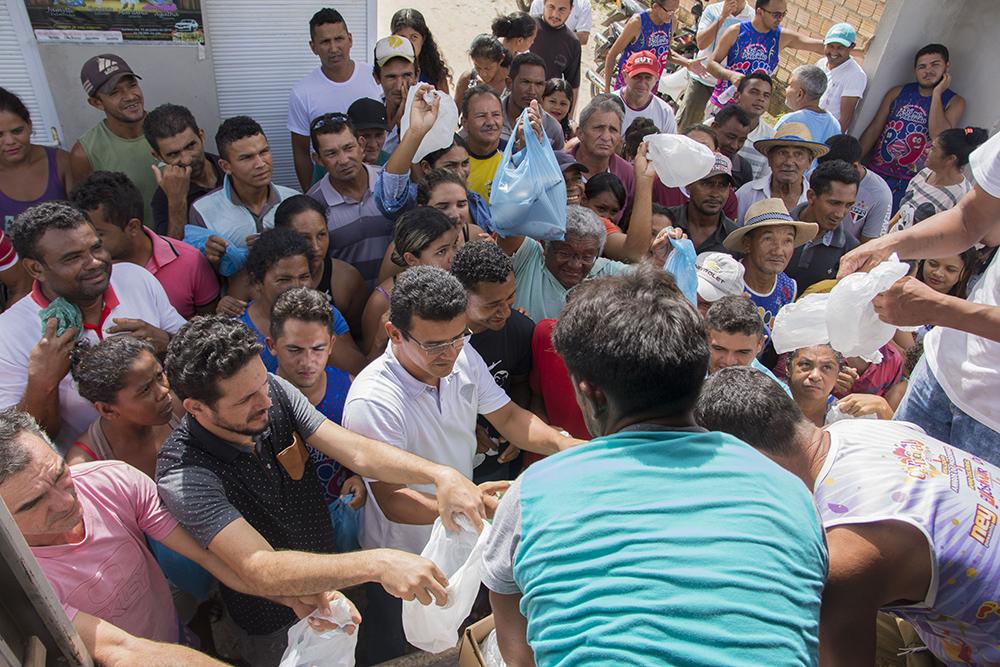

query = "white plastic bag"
[
  {"left": 400, "top": 85, "right": 460, "bottom": 163},
  {"left": 279, "top": 598, "right": 358, "bottom": 667},
  {"left": 827, "top": 255, "right": 915, "bottom": 362},
  {"left": 402, "top": 517, "right": 493, "bottom": 653},
  {"left": 643, "top": 133, "right": 717, "bottom": 187},
  {"left": 771, "top": 293, "right": 831, "bottom": 354},
  {"left": 658, "top": 66, "right": 689, "bottom": 102},
  {"left": 480, "top": 629, "right": 508, "bottom": 667}
]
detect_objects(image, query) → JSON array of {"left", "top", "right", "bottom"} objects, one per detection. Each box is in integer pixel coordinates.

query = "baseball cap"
[
  {"left": 375, "top": 35, "right": 416, "bottom": 68},
  {"left": 694, "top": 153, "right": 736, "bottom": 186},
  {"left": 624, "top": 50, "right": 661, "bottom": 79},
  {"left": 348, "top": 98, "right": 388, "bottom": 131},
  {"left": 80, "top": 54, "right": 141, "bottom": 97},
  {"left": 824, "top": 23, "right": 857, "bottom": 47},
  {"left": 696, "top": 252, "right": 746, "bottom": 302},
  {"left": 555, "top": 150, "right": 588, "bottom": 174}
]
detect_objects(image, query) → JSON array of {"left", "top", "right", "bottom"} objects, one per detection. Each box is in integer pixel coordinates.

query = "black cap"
[
  {"left": 80, "top": 54, "right": 141, "bottom": 97},
  {"left": 348, "top": 98, "right": 388, "bottom": 132}
]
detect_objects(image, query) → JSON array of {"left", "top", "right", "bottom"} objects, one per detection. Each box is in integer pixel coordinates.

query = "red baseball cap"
[{"left": 625, "top": 51, "right": 661, "bottom": 79}]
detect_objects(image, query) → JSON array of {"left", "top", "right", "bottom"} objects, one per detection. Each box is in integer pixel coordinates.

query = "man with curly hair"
[{"left": 156, "top": 314, "right": 490, "bottom": 664}]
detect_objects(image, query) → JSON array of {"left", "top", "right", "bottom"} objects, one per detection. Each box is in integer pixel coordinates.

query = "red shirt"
[
  {"left": 142, "top": 227, "right": 219, "bottom": 319},
  {"left": 526, "top": 319, "right": 592, "bottom": 466},
  {"left": 0, "top": 230, "right": 16, "bottom": 272}
]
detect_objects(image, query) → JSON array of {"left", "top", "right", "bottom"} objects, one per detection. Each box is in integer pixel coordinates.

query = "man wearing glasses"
[
  {"left": 706, "top": 0, "right": 838, "bottom": 114},
  {"left": 343, "top": 265, "right": 577, "bottom": 660},
  {"left": 306, "top": 111, "right": 395, "bottom": 287}
]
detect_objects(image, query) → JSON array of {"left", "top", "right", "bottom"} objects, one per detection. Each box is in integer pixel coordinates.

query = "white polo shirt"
[
  {"left": 0, "top": 262, "right": 186, "bottom": 449},
  {"left": 344, "top": 342, "right": 510, "bottom": 554}
]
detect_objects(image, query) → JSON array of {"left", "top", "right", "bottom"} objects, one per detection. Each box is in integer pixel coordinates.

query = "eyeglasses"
[
  {"left": 766, "top": 10, "right": 787, "bottom": 19},
  {"left": 309, "top": 112, "right": 350, "bottom": 133},
  {"left": 553, "top": 248, "right": 598, "bottom": 265},
  {"left": 401, "top": 328, "right": 472, "bottom": 356}
]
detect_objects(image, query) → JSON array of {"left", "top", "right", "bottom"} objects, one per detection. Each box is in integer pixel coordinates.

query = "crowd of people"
[{"left": 0, "top": 1, "right": 998, "bottom": 665}]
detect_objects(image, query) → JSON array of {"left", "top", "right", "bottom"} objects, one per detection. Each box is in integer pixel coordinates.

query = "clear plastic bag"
[
  {"left": 827, "top": 255, "right": 915, "bottom": 362},
  {"left": 771, "top": 293, "right": 831, "bottom": 354},
  {"left": 664, "top": 237, "right": 698, "bottom": 305},
  {"left": 399, "top": 85, "right": 460, "bottom": 163},
  {"left": 402, "top": 517, "right": 493, "bottom": 653},
  {"left": 480, "top": 628, "right": 508, "bottom": 667},
  {"left": 278, "top": 598, "right": 358, "bottom": 667},
  {"left": 644, "top": 134, "right": 717, "bottom": 187},
  {"left": 489, "top": 109, "right": 567, "bottom": 240}
]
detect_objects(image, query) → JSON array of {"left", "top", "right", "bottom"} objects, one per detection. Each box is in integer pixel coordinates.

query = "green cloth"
[
  {"left": 39, "top": 297, "right": 82, "bottom": 339},
  {"left": 78, "top": 121, "right": 158, "bottom": 226}
]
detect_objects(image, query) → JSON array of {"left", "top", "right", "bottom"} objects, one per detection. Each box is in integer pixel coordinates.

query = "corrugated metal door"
[{"left": 204, "top": 0, "right": 376, "bottom": 189}]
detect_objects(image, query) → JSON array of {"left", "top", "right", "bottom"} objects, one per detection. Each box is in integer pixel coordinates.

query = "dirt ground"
[{"left": 376, "top": 0, "right": 615, "bottom": 112}]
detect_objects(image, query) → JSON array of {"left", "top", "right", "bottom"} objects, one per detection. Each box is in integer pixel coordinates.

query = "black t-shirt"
[
  {"left": 151, "top": 152, "right": 225, "bottom": 235},
  {"left": 469, "top": 309, "right": 536, "bottom": 482},
  {"left": 529, "top": 18, "right": 582, "bottom": 89}
]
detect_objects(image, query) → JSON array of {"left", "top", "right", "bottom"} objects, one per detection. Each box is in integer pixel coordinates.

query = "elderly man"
[
  {"left": 724, "top": 198, "right": 817, "bottom": 325},
  {"left": 736, "top": 122, "right": 829, "bottom": 225},
  {"left": 775, "top": 64, "right": 841, "bottom": 148},
  {"left": 786, "top": 159, "right": 860, "bottom": 291},
  {"left": 697, "top": 367, "right": 996, "bottom": 665},
  {"left": 568, "top": 98, "right": 635, "bottom": 224},
  {"left": 0, "top": 202, "right": 185, "bottom": 448},
  {"left": 484, "top": 266, "right": 827, "bottom": 666},
  {"left": 666, "top": 153, "right": 738, "bottom": 255},
  {"left": 615, "top": 50, "right": 677, "bottom": 134},
  {"left": 0, "top": 409, "right": 342, "bottom": 666}
]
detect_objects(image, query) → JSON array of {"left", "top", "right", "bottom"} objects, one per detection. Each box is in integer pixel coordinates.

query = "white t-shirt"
[
  {"left": 0, "top": 263, "right": 186, "bottom": 449},
  {"left": 529, "top": 0, "right": 593, "bottom": 33},
  {"left": 616, "top": 88, "right": 677, "bottom": 134},
  {"left": 345, "top": 343, "right": 510, "bottom": 554},
  {"left": 816, "top": 57, "right": 867, "bottom": 124},
  {"left": 287, "top": 64, "right": 382, "bottom": 136},
  {"left": 690, "top": 1, "right": 755, "bottom": 87},
  {"left": 924, "top": 130, "right": 1000, "bottom": 432}
]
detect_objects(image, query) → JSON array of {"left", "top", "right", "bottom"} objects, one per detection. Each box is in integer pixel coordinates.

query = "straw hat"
[
  {"left": 723, "top": 198, "right": 819, "bottom": 252},
  {"left": 754, "top": 122, "right": 830, "bottom": 159}
]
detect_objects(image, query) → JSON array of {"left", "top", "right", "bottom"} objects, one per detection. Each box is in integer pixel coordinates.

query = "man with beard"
[
  {"left": 859, "top": 44, "right": 965, "bottom": 212},
  {"left": 156, "top": 314, "right": 493, "bottom": 665},
  {"left": 723, "top": 197, "right": 817, "bottom": 325},
  {"left": 306, "top": 112, "right": 395, "bottom": 287},
  {"left": 0, "top": 202, "right": 185, "bottom": 448},
  {"left": 144, "top": 103, "right": 225, "bottom": 239},
  {"left": 70, "top": 54, "right": 158, "bottom": 226},
  {"left": 666, "top": 153, "right": 738, "bottom": 255},
  {"left": 785, "top": 160, "right": 860, "bottom": 291}
]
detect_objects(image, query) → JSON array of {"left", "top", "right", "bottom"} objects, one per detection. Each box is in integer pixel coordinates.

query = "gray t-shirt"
[
  {"left": 843, "top": 168, "right": 892, "bottom": 241},
  {"left": 482, "top": 476, "right": 524, "bottom": 595}
]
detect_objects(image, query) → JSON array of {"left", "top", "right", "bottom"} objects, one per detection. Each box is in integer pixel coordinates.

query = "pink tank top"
[
  {"left": 815, "top": 420, "right": 1000, "bottom": 664},
  {"left": 1, "top": 146, "right": 67, "bottom": 230}
]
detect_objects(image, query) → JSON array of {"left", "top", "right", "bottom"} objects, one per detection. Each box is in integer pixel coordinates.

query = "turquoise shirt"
[
  {"left": 512, "top": 238, "right": 627, "bottom": 322},
  {"left": 514, "top": 430, "right": 827, "bottom": 666}
]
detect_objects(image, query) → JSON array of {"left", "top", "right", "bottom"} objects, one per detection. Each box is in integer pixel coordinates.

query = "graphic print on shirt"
[{"left": 710, "top": 24, "right": 781, "bottom": 106}]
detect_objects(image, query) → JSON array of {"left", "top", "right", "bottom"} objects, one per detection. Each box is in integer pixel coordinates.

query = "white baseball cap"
[
  {"left": 375, "top": 35, "right": 415, "bottom": 68},
  {"left": 696, "top": 252, "right": 745, "bottom": 302}
]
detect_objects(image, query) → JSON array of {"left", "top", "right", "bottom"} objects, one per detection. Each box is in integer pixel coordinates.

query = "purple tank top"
[
  {"left": 868, "top": 82, "right": 957, "bottom": 182},
  {"left": 710, "top": 21, "right": 782, "bottom": 108},
  {"left": 614, "top": 11, "right": 673, "bottom": 89},
  {"left": 0, "top": 146, "right": 66, "bottom": 231}
]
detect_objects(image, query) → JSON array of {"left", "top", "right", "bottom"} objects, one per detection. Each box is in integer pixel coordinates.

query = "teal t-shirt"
[{"left": 509, "top": 429, "right": 827, "bottom": 666}]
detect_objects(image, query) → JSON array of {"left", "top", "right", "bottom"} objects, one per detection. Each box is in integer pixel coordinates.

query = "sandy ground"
[{"left": 376, "top": 0, "right": 614, "bottom": 112}]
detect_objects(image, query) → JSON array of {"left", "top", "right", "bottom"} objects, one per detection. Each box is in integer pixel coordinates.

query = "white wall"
[{"left": 852, "top": 0, "right": 1000, "bottom": 138}]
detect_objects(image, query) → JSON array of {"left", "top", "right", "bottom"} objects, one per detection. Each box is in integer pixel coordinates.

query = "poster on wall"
[{"left": 23, "top": 0, "right": 205, "bottom": 45}]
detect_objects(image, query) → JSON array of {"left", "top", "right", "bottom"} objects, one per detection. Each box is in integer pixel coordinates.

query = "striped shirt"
[
  {"left": 307, "top": 164, "right": 395, "bottom": 287},
  {"left": 889, "top": 168, "right": 970, "bottom": 233}
]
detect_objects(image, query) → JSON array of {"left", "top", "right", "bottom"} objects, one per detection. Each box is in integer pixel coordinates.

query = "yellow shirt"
[{"left": 467, "top": 147, "right": 503, "bottom": 203}]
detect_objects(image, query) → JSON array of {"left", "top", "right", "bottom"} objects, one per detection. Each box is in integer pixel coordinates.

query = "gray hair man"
[
  {"left": 774, "top": 64, "right": 842, "bottom": 146},
  {"left": 566, "top": 98, "right": 636, "bottom": 224}
]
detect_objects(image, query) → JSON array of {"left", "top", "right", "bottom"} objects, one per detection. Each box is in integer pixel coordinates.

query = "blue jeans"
[
  {"left": 881, "top": 174, "right": 911, "bottom": 215},
  {"left": 895, "top": 356, "right": 1000, "bottom": 465}
]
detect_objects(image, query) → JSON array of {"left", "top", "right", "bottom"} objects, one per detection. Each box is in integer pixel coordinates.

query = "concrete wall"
[{"left": 38, "top": 42, "right": 222, "bottom": 151}]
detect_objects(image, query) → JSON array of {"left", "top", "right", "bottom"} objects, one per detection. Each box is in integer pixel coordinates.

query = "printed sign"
[{"left": 24, "top": 0, "right": 204, "bottom": 45}]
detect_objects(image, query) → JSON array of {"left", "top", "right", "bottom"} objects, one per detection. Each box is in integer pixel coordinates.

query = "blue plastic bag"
[
  {"left": 148, "top": 538, "right": 215, "bottom": 602},
  {"left": 328, "top": 494, "right": 361, "bottom": 553},
  {"left": 664, "top": 237, "right": 698, "bottom": 306},
  {"left": 489, "top": 108, "right": 566, "bottom": 240},
  {"left": 184, "top": 224, "right": 249, "bottom": 277}
]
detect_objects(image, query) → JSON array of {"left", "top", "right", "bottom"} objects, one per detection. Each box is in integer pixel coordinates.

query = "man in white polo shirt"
[
  {"left": 0, "top": 202, "right": 185, "bottom": 448},
  {"left": 344, "top": 266, "right": 577, "bottom": 660}
]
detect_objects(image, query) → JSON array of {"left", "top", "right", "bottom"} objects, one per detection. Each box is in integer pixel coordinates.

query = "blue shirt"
[
  {"left": 751, "top": 357, "right": 792, "bottom": 396},
  {"left": 486, "top": 428, "right": 827, "bottom": 666},
  {"left": 240, "top": 303, "right": 350, "bottom": 372},
  {"left": 309, "top": 366, "right": 353, "bottom": 504}
]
